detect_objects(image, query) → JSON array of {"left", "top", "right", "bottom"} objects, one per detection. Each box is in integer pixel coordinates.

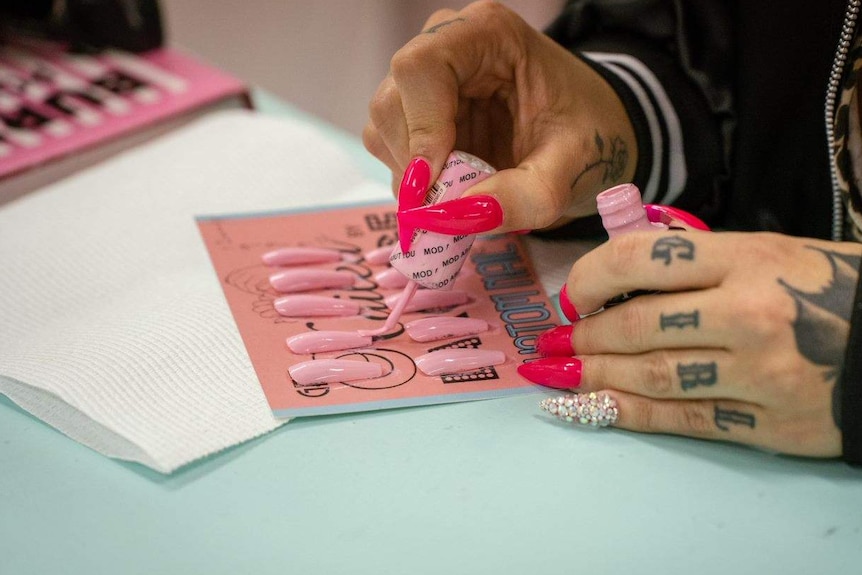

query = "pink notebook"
[
  {"left": 197, "top": 202, "right": 560, "bottom": 418},
  {"left": 0, "top": 38, "right": 249, "bottom": 203}
]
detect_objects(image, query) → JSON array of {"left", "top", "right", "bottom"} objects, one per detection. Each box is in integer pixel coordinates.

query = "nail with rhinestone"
[{"left": 539, "top": 392, "right": 619, "bottom": 427}]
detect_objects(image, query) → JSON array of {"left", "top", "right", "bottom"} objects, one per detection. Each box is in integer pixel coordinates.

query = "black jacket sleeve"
[{"left": 543, "top": 0, "right": 734, "bottom": 228}]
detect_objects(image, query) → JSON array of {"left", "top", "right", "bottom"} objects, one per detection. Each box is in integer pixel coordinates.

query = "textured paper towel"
[{"left": 0, "top": 109, "right": 389, "bottom": 473}]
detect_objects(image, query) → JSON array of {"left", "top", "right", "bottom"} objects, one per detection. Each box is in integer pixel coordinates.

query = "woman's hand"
[
  {"left": 520, "top": 231, "right": 862, "bottom": 457},
  {"left": 363, "top": 0, "right": 637, "bottom": 232}
]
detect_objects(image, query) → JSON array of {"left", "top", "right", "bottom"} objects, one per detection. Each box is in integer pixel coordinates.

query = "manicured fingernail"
[
  {"left": 269, "top": 269, "right": 355, "bottom": 293},
  {"left": 288, "top": 359, "right": 384, "bottom": 385},
  {"left": 415, "top": 349, "right": 506, "bottom": 376},
  {"left": 374, "top": 267, "right": 410, "bottom": 289},
  {"left": 286, "top": 330, "right": 373, "bottom": 354},
  {"left": 536, "top": 325, "right": 575, "bottom": 357},
  {"left": 512, "top": 229, "right": 531, "bottom": 235},
  {"left": 398, "top": 158, "right": 431, "bottom": 211},
  {"left": 364, "top": 245, "right": 396, "bottom": 265},
  {"left": 261, "top": 247, "right": 344, "bottom": 266},
  {"left": 274, "top": 294, "right": 361, "bottom": 317},
  {"left": 384, "top": 289, "right": 468, "bottom": 312},
  {"left": 539, "top": 392, "right": 618, "bottom": 427},
  {"left": 405, "top": 316, "right": 489, "bottom": 342},
  {"left": 517, "top": 357, "right": 582, "bottom": 389},
  {"left": 397, "top": 194, "right": 503, "bottom": 236},
  {"left": 558, "top": 284, "right": 579, "bottom": 323},
  {"left": 397, "top": 158, "right": 431, "bottom": 252},
  {"left": 644, "top": 204, "right": 711, "bottom": 231}
]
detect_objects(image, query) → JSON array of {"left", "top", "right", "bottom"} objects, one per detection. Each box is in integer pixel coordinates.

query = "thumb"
[{"left": 462, "top": 148, "right": 580, "bottom": 233}]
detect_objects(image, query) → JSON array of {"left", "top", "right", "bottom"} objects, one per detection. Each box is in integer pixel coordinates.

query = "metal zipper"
[{"left": 826, "top": 0, "right": 861, "bottom": 241}]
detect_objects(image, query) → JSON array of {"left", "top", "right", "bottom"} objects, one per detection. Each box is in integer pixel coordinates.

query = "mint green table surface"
[{"left": 2, "top": 93, "right": 861, "bottom": 575}]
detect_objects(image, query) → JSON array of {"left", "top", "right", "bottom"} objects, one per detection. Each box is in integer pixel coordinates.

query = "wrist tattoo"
[
  {"left": 651, "top": 236, "right": 695, "bottom": 266},
  {"left": 714, "top": 406, "right": 756, "bottom": 431},
  {"left": 422, "top": 18, "right": 466, "bottom": 34},
  {"left": 778, "top": 246, "right": 861, "bottom": 429},
  {"left": 570, "top": 130, "right": 629, "bottom": 191},
  {"left": 678, "top": 361, "right": 717, "bottom": 391}
]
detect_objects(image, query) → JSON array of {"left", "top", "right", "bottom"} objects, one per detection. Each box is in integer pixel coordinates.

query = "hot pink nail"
[
  {"left": 364, "top": 245, "right": 396, "bottom": 265},
  {"left": 374, "top": 267, "right": 410, "bottom": 289},
  {"left": 286, "top": 330, "right": 373, "bottom": 354},
  {"left": 398, "top": 158, "right": 431, "bottom": 211},
  {"left": 398, "top": 195, "right": 503, "bottom": 237},
  {"left": 398, "top": 158, "right": 431, "bottom": 251},
  {"left": 274, "top": 294, "right": 361, "bottom": 317},
  {"left": 644, "top": 204, "right": 711, "bottom": 231},
  {"left": 288, "top": 359, "right": 384, "bottom": 385},
  {"left": 415, "top": 348, "right": 506, "bottom": 376},
  {"left": 269, "top": 269, "right": 355, "bottom": 293},
  {"left": 517, "top": 357, "right": 583, "bottom": 389},
  {"left": 536, "top": 325, "right": 575, "bottom": 357},
  {"left": 261, "top": 247, "right": 343, "bottom": 267},
  {"left": 558, "top": 284, "right": 579, "bottom": 323},
  {"left": 384, "top": 289, "right": 468, "bottom": 312},
  {"left": 405, "top": 316, "right": 489, "bottom": 342}
]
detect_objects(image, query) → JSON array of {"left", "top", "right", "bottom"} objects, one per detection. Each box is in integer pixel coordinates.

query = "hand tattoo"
[
  {"left": 570, "top": 131, "right": 629, "bottom": 191},
  {"left": 778, "top": 246, "right": 861, "bottom": 429},
  {"left": 422, "top": 18, "right": 466, "bottom": 34}
]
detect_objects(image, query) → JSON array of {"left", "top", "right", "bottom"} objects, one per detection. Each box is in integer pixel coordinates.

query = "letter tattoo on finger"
[{"left": 651, "top": 236, "right": 695, "bottom": 266}]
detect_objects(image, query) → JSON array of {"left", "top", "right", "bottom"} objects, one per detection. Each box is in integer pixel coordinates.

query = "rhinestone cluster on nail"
[{"left": 539, "top": 392, "right": 619, "bottom": 427}]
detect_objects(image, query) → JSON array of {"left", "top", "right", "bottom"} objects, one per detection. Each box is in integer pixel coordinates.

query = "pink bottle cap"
[{"left": 596, "top": 183, "right": 665, "bottom": 238}]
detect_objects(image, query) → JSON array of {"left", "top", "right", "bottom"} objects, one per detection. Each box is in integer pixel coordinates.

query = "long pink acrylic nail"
[
  {"left": 397, "top": 194, "right": 503, "bottom": 237},
  {"left": 558, "top": 284, "right": 579, "bottom": 323},
  {"left": 374, "top": 267, "right": 410, "bottom": 289},
  {"left": 288, "top": 359, "right": 384, "bottom": 385},
  {"left": 274, "top": 295, "right": 361, "bottom": 317},
  {"left": 405, "top": 317, "right": 488, "bottom": 342},
  {"left": 536, "top": 325, "right": 575, "bottom": 357},
  {"left": 286, "top": 331, "right": 373, "bottom": 354},
  {"left": 364, "top": 245, "right": 396, "bottom": 265},
  {"left": 415, "top": 348, "right": 506, "bottom": 376},
  {"left": 269, "top": 269, "right": 355, "bottom": 293},
  {"left": 517, "top": 357, "right": 583, "bottom": 389},
  {"left": 261, "top": 247, "right": 343, "bottom": 267},
  {"left": 384, "top": 289, "right": 468, "bottom": 312}
]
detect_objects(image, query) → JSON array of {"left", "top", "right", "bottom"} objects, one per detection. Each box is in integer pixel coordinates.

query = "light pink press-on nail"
[
  {"left": 364, "top": 245, "right": 396, "bottom": 265},
  {"left": 269, "top": 269, "right": 355, "bottom": 293},
  {"left": 288, "top": 359, "right": 384, "bottom": 385},
  {"left": 384, "top": 289, "right": 468, "bottom": 313},
  {"left": 261, "top": 247, "right": 344, "bottom": 267},
  {"left": 414, "top": 348, "right": 506, "bottom": 376},
  {"left": 274, "top": 295, "right": 362, "bottom": 317},
  {"left": 374, "top": 267, "right": 410, "bottom": 289},
  {"left": 405, "top": 316, "right": 489, "bottom": 342},
  {"left": 286, "top": 331, "right": 373, "bottom": 354}
]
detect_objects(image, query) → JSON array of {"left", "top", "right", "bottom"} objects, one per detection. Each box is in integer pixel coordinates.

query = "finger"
[
  {"left": 570, "top": 288, "right": 730, "bottom": 354},
  {"left": 566, "top": 231, "right": 730, "bottom": 315},
  {"left": 362, "top": 122, "right": 400, "bottom": 175},
  {"left": 540, "top": 390, "right": 765, "bottom": 445},
  {"left": 578, "top": 349, "right": 754, "bottom": 401},
  {"left": 366, "top": 75, "right": 409, "bottom": 170},
  {"left": 454, "top": 143, "right": 584, "bottom": 232}
]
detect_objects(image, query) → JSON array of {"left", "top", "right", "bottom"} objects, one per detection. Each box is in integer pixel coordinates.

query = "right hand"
[{"left": 363, "top": 0, "right": 638, "bottom": 232}]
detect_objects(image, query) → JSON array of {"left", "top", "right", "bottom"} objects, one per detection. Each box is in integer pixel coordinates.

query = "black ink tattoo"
[
  {"left": 423, "top": 18, "right": 466, "bottom": 34},
  {"left": 778, "top": 246, "right": 861, "bottom": 429},
  {"left": 660, "top": 310, "right": 699, "bottom": 331},
  {"left": 651, "top": 236, "right": 695, "bottom": 266},
  {"left": 569, "top": 131, "right": 629, "bottom": 191},
  {"left": 714, "top": 406, "right": 756, "bottom": 431},
  {"left": 678, "top": 362, "right": 717, "bottom": 391}
]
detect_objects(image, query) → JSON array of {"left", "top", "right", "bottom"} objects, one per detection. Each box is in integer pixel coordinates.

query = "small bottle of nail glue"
[
  {"left": 388, "top": 150, "right": 496, "bottom": 290},
  {"left": 596, "top": 183, "right": 664, "bottom": 237}
]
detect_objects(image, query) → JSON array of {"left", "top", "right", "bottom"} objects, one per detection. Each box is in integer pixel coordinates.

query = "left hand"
[{"left": 520, "top": 230, "right": 862, "bottom": 457}]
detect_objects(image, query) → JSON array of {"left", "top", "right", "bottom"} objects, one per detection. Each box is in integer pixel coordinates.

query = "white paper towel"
[{"left": 0, "top": 109, "right": 390, "bottom": 473}]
